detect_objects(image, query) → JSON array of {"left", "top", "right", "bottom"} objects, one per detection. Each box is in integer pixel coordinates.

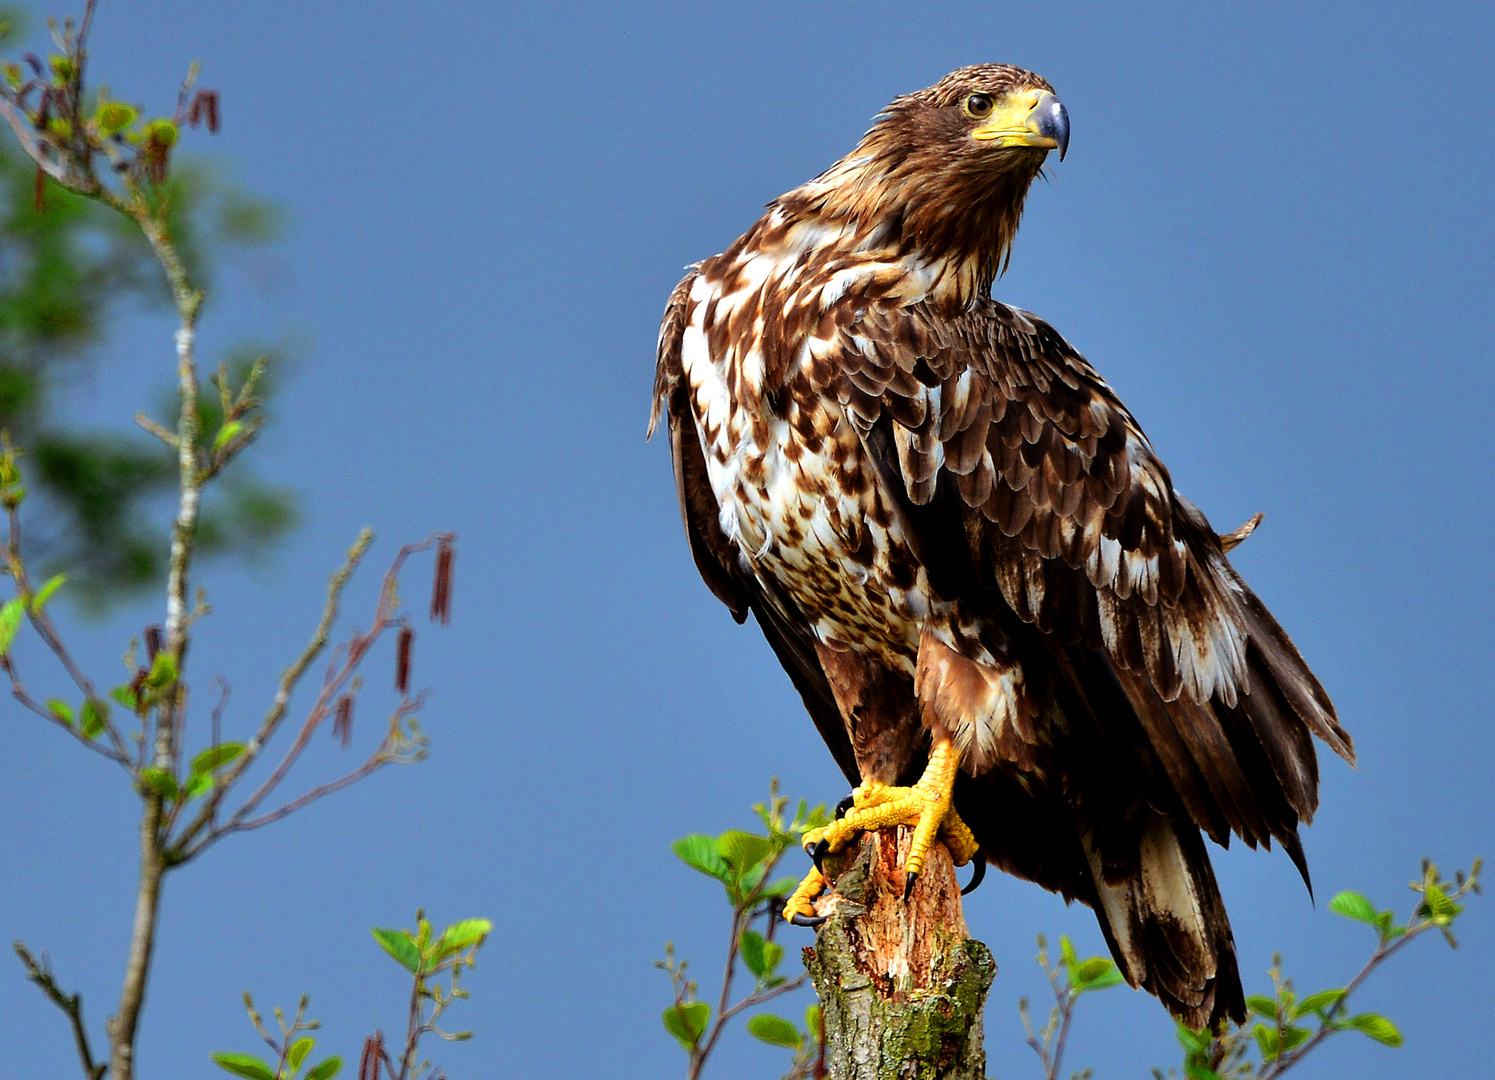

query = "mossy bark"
[{"left": 802, "top": 829, "right": 995, "bottom": 1080}]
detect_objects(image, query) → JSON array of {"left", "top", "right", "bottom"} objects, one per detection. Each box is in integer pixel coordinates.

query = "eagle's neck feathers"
[{"left": 743, "top": 109, "right": 1042, "bottom": 310}]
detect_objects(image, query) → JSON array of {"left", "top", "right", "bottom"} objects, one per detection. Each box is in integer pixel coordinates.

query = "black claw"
[
  {"left": 960, "top": 854, "right": 988, "bottom": 896},
  {"left": 903, "top": 871, "right": 919, "bottom": 901},
  {"left": 834, "top": 793, "right": 855, "bottom": 819},
  {"left": 790, "top": 912, "right": 828, "bottom": 928},
  {"left": 807, "top": 838, "right": 830, "bottom": 874}
]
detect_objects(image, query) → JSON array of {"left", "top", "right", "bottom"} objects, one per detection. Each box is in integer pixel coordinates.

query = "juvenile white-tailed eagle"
[{"left": 650, "top": 64, "right": 1352, "bottom": 1029}]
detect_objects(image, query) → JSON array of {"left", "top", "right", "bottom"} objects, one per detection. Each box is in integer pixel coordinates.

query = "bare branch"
[
  {"left": 226, "top": 696, "right": 425, "bottom": 836},
  {"left": 0, "top": 652, "right": 124, "bottom": 763},
  {"left": 134, "top": 412, "right": 178, "bottom": 448},
  {"left": 171, "top": 528, "right": 374, "bottom": 853},
  {"left": 13, "top": 942, "right": 106, "bottom": 1080},
  {"left": 173, "top": 532, "right": 449, "bottom": 861}
]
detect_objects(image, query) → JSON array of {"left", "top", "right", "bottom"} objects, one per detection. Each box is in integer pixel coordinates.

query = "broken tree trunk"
[{"left": 802, "top": 829, "right": 996, "bottom": 1080}]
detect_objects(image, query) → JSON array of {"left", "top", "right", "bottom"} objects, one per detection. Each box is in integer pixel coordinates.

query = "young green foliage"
[
  {"left": 363, "top": 911, "right": 491, "bottom": 1078},
  {"left": 1018, "top": 933, "right": 1124, "bottom": 1080},
  {"left": 660, "top": 780, "right": 828, "bottom": 1080},
  {"left": 1153, "top": 858, "right": 1481, "bottom": 1080},
  {"left": 217, "top": 912, "right": 490, "bottom": 1080},
  {"left": 211, "top": 994, "right": 339, "bottom": 1080}
]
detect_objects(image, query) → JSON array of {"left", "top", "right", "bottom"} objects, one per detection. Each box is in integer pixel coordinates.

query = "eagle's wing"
[
  {"left": 805, "top": 296, "right": 1353, "bottom": 852},
  {"left": 651, "top": 272, "right": 861, "bottom": 785}
]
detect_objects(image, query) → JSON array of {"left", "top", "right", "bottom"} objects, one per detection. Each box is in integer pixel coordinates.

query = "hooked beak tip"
[{"left": 1035, "top": 94, "right": 1070, "bottom": 162}]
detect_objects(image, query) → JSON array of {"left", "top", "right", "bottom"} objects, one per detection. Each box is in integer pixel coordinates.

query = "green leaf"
[
  {"left": 672, "top": 834, "right": 731, "bottom": 882},
  {"left": 0, "top": 597, "right": 24, "bottom": 652},
  {"left": 760, "top": 940, "right": 784, "bottom": 979},
  {"left": 80, "top": 700, "right": 107, "bottom": 738},
  {"left": 1175, "top": 1023, "right": 1210, "bottom": 1055},
  {"left": 1059, "top": 934, "right": 1079, "bottom": 968},
  {"left": 110, "top": 684, "right": 141, "bottom": 711},
  {"left": 213, "top": 419, "right": 244, "bottom": 453},
  {"left": 144, "top": 118, "right": 179, "bottom": 146},
  {"left": 190, "top": 742, "right": 245, "bottom": 776},
  {"left": 1280, "top": 1024, "right": 1310, "bottom": 1052},
  {"left": 717, "top": 830, "right": 773, "bottom": 874},
  {"left": 1074, "top": 965, "right": 1124, "bottom": 991},
  {"left": 739, "top": 930, "right": 784, "bottom": 980},
  {"left": 1419, "top": 883, "right": 1462, "bottom": 924},
  {"left": 433, "top": 917, "right": 492, "bottom": 959},
  {"left": 746, "top": 1013, "right": 802, "bottom": 1048},
  {"left": 30, "top": 573, "right": 64, "bottom": 611},
  {"left": 1183, "top": 1064, "right": 1224, "bottom": 1080},
  {"left": 210, "top": 1052, "right": 276, "bottom": 1080},
  {"left": 763, "top": 875, "right": 802, "bottom": 898},
  {"left": 805, "top": 1004, "right": 822, "bottom": 1042},
  {"left": 95, "top": 101, "right": 137, "bottom": 133},
  {"left": 46, "top": 698, "right": 74, "bottom": 726},
  {"left": 1328, "top": 891, "right": 1379, "bottom": 926},
  {"left": 287, "top": 1037, "right": 314, "bottom": 1072},
  {"left": 662, "top": 1002, "right": 710, "bottom": 1050},
  {"left": 738, "top": 861, "right": 768, "bottom": 898},
  {"left": 145, "top": 651, "right": 178, "bottom": 688},
  {"left": 138, "top": 766, "right": 179, "bottom": 800},
  {"left": 303, "top": 1058, "right": 342, "bottom": 1080},
  {"left": 1253, "top": 1023, "right": 1280, "bottom": 1063},
  {"left": 1348, "top": 1013, "right": 1403, "bottom": 1046},
  {"left": 1070, "top": 956, "right": 1121, "bottom": 991},
  {"left": 1246, "top": 995, "right": 1279, "bottom": 1020},
  {"left": 1294, "top": 988, "right": 1345, "bottom": 1017},
  {"left": 1072, "top": 957, "right": 1111, "bottom": 983},
  {"left": 182, "top": 772, "right": 213, "bottom": 799},
  {"left": 371, "top": 928, "right": 422, "bottom": 973}
]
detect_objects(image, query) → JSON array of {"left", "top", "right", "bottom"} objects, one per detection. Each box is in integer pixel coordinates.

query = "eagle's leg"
[{"left": 791, "top": 737, "right": 979, "bottom": 915}]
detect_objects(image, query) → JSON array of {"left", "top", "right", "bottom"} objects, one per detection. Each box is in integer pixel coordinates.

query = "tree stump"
[{"left": 802, "top": 829, "right": 995, "bottom": 1080}]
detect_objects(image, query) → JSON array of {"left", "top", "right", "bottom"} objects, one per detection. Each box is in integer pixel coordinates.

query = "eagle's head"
[
  {"left": 880, "top": 65, "right": 1068, "bottom": 174},
  {"left": 776, "top": 65, "right": 1068, "bottom": 306}
]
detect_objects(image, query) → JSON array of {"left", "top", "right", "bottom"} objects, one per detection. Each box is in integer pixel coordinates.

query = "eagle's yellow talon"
[
  {"left": 939, "top": 815, "right": 981, "bottom": 867},
  {"left": 783, "top": 865, "right": 829, "bottom": 926},
  {"left": 803, "top": 739, "right": 975, "bottom": 888}
]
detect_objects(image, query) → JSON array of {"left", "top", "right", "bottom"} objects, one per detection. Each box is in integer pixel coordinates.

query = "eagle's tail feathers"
[{"left": 1084, "top": 814, "right": 1246, "bottom": 1031}]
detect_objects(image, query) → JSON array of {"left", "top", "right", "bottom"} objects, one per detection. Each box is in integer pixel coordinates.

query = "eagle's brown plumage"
[{"left": 651, "top": 64, "right": 1353, "bottom": 1030}]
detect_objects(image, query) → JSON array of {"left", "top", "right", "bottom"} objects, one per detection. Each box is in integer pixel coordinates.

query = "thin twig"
[
  {"left": 174, "top": 534, "right": 448, "bottom": 861},
  {"left": 171, "top": 528, "right": 375, "bottom": 853},
  {"left": 1020, "top": 943, "right": 1076, "bottom": 1080},
  {"left": 178, "top": 537, "right": 444, "bottom": 859},
  {"left": 0, "top": 652, "right": 124, "bottom": 763},
  {"left": 5, "top": 503, "right": 131, "bottom": 764},
  {"left": 13, "top": 942, "right": 106, "bottom": 1080},
  {"left": 1260, "top": 926, "right": 1419, "bottom": 1078},
  {"left": 109, "top": 170, "right": 204, "bottom": 1080},
  {"left": 718, "top": 973, "right": 809, "bottom": 1026},
  {"left": 229, "top": 695, "right": 424, "bottom": 834},
  {"left": 134, "top": 412, "right": 178, "bottom": 447}
]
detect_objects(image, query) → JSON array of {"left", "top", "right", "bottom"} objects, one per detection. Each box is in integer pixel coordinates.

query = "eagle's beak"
[{"left": 973, "top": 91, "right": 1070, "bottom": 162}]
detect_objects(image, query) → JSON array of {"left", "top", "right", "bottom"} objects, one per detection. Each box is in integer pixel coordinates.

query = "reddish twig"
[{"left": 172, "top": 532, "right": 450, "bottom": 861}]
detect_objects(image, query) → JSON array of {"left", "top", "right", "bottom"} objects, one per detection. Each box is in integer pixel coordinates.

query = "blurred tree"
[{"left": 0, "top": 12, "right": 294, "bottom": 611}]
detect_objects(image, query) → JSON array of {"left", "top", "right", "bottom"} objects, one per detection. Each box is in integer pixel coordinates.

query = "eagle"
[{"left": 650, "top": 64, "right": 1353, "bottom": 1030}]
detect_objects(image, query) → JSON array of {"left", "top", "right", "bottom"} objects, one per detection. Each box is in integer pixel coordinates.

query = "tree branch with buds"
[{"left": 0, "top": 6, "right": 458, "bottom": 1078}]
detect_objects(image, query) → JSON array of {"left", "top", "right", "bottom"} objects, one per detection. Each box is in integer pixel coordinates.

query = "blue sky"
[{"left": 1, "top": 2, "right": 1491, "bottom": 1077}]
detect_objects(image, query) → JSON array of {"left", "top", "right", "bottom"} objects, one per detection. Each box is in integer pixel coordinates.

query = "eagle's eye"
[{"left": 963, "top": 94, "right": 995, "bottom": 119}]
